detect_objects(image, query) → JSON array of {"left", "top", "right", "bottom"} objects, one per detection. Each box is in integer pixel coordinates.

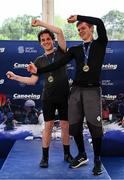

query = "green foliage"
[
  {"left": 55, "top": 16, "right": 80, "bottom": 40},
  {"left": 0, "top": 34, "right": 9, "bottom": 40},
  {"left": 63, "top": 23, "right": 80, "bottom": 40},
  {"left": 54, "top": 15, "right": 66, "bottom": 28},
  {"left": 0, "top": 11, "right": 124, "bottom": 40},
  {"left": 102, "top": 10, "right": 124, "bottom": 40},
  {"left": 0, "top": 15, "right": 40, "bottom": 40}
]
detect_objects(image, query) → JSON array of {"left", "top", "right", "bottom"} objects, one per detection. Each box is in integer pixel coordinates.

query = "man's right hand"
[
  {"left": 27, "top": 63, "right": 37, "bottom": 74},
  {"left": 31, "top": 19, "right": 41, "bottom": 27},
  {"left": 6, "top": 71, "right": 16, "bottom": 80},
  {"left": 67, "top": 15, "right": 77, "bottom": 23}
]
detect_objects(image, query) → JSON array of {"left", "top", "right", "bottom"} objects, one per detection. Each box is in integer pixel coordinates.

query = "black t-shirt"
[{"left": 34, "top": 46, "right": 69, "bottom": 102}]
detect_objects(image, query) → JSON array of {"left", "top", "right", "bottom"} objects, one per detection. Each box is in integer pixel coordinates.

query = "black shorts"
[{"left": 42, "top": 100, "right": 68, "bottom": 121}]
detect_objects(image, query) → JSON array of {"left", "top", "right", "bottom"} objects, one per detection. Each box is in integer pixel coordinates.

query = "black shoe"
[
  {"left": 92, "top": 160, "right": 102, "bottom": 175},
  {"left": 64, "top": 154, "right": 73, "bottom": 163},
  {"left": 39, "top": 158, "right": 48, "bottom": 168},
  {"left": 69, "top": 153, "right": 88, "bottom": 168}
]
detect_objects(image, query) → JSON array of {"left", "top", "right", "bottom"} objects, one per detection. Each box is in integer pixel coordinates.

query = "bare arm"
[
  {"left": 6, "top": 71, "right": 38, "bottom": 85},
  {"left": 32, "top": 19, "right": 66, "bottom": 51},
  {"left": 27, "top": 48, "right": 73, "bottom": 75}
]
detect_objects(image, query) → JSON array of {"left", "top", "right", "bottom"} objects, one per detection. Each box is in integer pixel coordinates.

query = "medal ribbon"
[
  {"left": 44, "top": 51, "right": 56, "bottom": 65},
  {"left": 44, "top": 50, "right": 56, "bottom": 82},
  {"left": 82, "top": 41, "right": 92, "bottom": 65}
]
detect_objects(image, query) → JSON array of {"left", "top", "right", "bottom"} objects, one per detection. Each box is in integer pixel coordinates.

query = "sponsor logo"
[
  {"left": 102, "top": 94, "right": 117, "bottom": 100},
  {"left": 102, "top": 63, "right": 117, "bottom": 70},
  {"left": 14, "top": 63, "right": 28, "bottom": 69},
  {"left": 102, "top": 80, "right": 114, "bottom": 86},
  {"left": 0, "top": 79, "right": 4, "bottom": 84},
  {"left": 25, "top": 47, "right": 37, "bottom": 53},
  {"left": 18, "top": 46, "right": 25, "bottom": 54},
  {"left": 13, "top": 93, "right": 40, "bottom": 100},
  {"left": 18, "top": 46, "right": 37, "bottom": 54},
  {"left": 106, "top": 47, "right": 113, "bottom": 54},
  {"left": 0, "top": 48, "right": 5, "bottom": 53}
]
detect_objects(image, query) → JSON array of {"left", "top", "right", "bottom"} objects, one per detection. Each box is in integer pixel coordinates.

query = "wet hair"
[
  {"left": 76, "top": 21, "right": 93, "bottom": 28},
  {"left": 37, "top": 29, "right": 55, "bottom": 42}
]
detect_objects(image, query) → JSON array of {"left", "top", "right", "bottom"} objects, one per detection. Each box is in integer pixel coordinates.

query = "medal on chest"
[
  {"left": 48, "top": 75, "right": 54, "bottom": 83},
  {"left": 45, "top": 50, "right": 56, "bottom": 83},
  {"left": 82, "top": 64, "right": 89, "bottom": 72},
  {"left": 82, "top": 41, "right": 92, "bottom": 72}
]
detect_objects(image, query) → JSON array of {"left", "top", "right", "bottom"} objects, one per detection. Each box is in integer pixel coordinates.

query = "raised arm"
[
  {"left": 6, "top": 71, "right": 38, "bottom": 85},
  {"left": 67, "top": 15, "right": 108, "bottom": 43},
  {"left": 32, "top": 19, "right": 66, "bottom": 51}
]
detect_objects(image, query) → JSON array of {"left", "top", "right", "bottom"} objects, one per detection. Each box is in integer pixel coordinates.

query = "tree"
[
  {"left": 0, "top": 11, "right": 124, "bottom": 40},
  {"left": 102, "top": 10, "right": 124, "bottom": 40},
  {"left": 0, "top": 15, "right": 40, "bottom": 40}
]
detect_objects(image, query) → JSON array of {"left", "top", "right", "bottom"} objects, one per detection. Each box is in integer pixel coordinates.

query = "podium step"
[{"left": 0, "top": 139, "right": 111, "bottom": 180}]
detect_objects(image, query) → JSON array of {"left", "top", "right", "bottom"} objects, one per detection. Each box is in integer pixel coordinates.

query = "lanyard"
[
  {"left": 44, "top": 50, "right": 56, "bottom": 82},
  {"left": 82, "top": 41, "right": 92, "bottom": 65},
  {"left": 44, "top": 48, "right": 56, "bottom": 65},
  {"left": 44, "top": 51, "right": 56, "bottom": 65}
]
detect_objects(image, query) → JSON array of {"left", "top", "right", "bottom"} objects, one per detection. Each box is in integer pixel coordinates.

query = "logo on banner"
[
  {"left": 102, "top": 80, "right": 114, "bottom": 86},
  {"left": 0, "top": 48, "right": 5, "bottom": 53},
  {"left": 102, "top": 94, "right": 117, "bottom": 100},
  {"left": 18, "top": 46, "right": 25, "bottom": 54},
  {"left": 14, "top": 63, "right": 28, "bottom": 69},
  {"left": 0, "top": 79, "right": 4, "bottom": 84},
  {"left": 106, "top": 47, "right": 113, "bottom": 54},
  {"left": 102, "top": 63, "right": 117, "bottom": 70},
  {"left": 18, "top": 46, "right": 37, "bottom": 54},
  {"left": 13, "top": 93, "right": 40, "bottom": 100}
]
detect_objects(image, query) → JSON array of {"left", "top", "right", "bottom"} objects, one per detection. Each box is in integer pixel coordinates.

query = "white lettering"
[
  {"left": 102, "top": 94, "right": 117, "bottom": 100},
  {"left": 0, "top": 48, "right": 5, "bottom": 53},
  {"left": 102, "top": 63, "right": 117, "bottom": 70},
  {"left": 14, "top": 63, "right": 28, "bottom": 69},
  {"left": 13, "top": 93, "right": 41, "bottom": 100}
]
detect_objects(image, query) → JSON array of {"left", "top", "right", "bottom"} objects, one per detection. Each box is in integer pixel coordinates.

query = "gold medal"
[
  {"left": 48, "top": 75, "right": 54, "bottom": 83},
  {"left": 83, "top": 65, "right": 89, "bottom": 72}
]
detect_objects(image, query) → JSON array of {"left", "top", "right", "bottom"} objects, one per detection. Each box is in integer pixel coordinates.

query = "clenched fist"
[
  {"left": 27, "top": 63, "right": 37, "bottom": 74},
  {"left": 6, "top": 71, "right": 16, "bottom": 80},
  {"left": 67, "top": 15, "right": 77, "bottom": 23},
  {"left": 31, "top": 19, "right": 42, "bottom": 27}
]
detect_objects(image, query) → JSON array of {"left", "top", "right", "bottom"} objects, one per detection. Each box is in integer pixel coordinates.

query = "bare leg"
[
  {"left": 60, "top": 120, "right": 73, "bottom": 162},
  {"left": 40, "top": 120, "right": 54, "bottom": 168},
  {"left": 42, "top": 121, "right": 54, "bottom": 147},
  {"left": 60, "top": 120, "right": 69, "bottom": 145}
]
